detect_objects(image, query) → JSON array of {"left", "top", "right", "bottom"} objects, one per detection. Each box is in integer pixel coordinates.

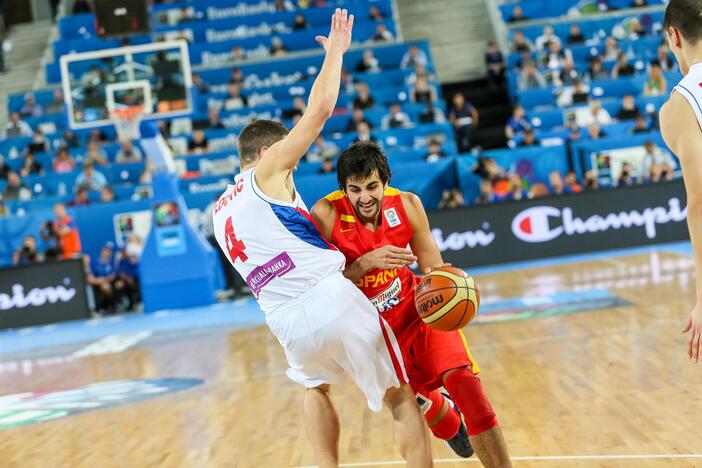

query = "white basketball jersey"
[
  {"left": 212, "top": 168, "right": 346, "bottom": 314},
  {"left": 673, "top": 62, "right": 702, "bottom": 131}
]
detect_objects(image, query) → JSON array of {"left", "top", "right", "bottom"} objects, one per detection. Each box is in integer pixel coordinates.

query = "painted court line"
[{"left": 300, "top": 454, "right": 702, "bottom": 467}]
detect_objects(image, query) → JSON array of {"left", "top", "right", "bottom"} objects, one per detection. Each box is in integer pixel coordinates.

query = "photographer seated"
[
  {"left": 13, "top": 235, "right": 43, "bottom": 266},
  {"left": 114, "top": 235, "right": 142, "bottom": 311},
  {"left": 89, "top": 242, "right": 117, "bottom": 315}
]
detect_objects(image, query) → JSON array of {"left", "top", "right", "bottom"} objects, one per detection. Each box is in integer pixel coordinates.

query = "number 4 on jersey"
[{"left": 224, "top": 217, "right": 248, "bottom": 263}]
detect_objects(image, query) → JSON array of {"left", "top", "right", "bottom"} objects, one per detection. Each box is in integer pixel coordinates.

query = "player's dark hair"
[
  {"left": 664, "top": 0, "right": 702, "bottom": 45},
  {"left": 237, "top": 119, "right": 289, "bottom": 167},
  {"left": 336, "top": 141, "right": 392, "bottom": 189}
]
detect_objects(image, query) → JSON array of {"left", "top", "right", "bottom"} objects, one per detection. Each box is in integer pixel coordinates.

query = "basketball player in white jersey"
[
  {"left": 212, "top": 9, "right": 432, "bottom": 467},
  {"left": 660, "top": 0, "right": 702, "bottom": 363}
]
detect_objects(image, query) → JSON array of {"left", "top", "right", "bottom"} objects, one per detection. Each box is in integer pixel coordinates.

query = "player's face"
[{"left": 345, "top": 172, "right": 386, "bottom": 222}]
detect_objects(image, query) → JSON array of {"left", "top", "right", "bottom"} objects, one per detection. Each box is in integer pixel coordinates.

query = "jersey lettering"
[
  {"left": 215, "top": 178, "right": 245, "bottom": 214},
  {"left": 224, "top": 217, "right": 248, "bottom": 263}
]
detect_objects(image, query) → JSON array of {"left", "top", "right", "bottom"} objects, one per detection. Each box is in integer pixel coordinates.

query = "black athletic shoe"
[{"left": 443, "top": 392, "right": 474, "bottom": 458}]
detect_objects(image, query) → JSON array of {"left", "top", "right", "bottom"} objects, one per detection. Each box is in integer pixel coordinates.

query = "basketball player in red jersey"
[{"left": 312, "top": 142, "right": 512, "bottom": 467}]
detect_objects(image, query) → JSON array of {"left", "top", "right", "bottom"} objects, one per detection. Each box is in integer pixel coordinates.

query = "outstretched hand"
[
  {"left": 315, "top": 8, "right": 354, "bottom": 54},
  {"left": 682, "top": 302, "right": 702, "bottom": 363}
]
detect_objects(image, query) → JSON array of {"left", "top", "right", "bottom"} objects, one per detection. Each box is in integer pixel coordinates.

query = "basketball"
[{"left": 414, "top": 266, "right": 480, "bottom": 331}]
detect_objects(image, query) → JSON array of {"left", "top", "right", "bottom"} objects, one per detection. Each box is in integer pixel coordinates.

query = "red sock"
[
  {"left": 419, "top": 389, "right": 460, "bottom": 440},
  {"left": 444, "top": 368, "right": 498, "bottom": 436}
]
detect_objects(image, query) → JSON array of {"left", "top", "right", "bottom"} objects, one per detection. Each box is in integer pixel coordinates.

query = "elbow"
[{"left": 309, "top": 98, "right": 335, "bottom": 121}]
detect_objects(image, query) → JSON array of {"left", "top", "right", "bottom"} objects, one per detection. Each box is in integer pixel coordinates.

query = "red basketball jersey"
[{"left": 326, "top": 187, "right": 421, "bottom": 333}]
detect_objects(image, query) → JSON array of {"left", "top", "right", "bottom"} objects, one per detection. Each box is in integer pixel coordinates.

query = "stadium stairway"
[
  {"left": 0, "top": 19, "right": 53, "bottom": 124},
  {"left": 443, "top": 79, "right": 511, "bottom": 150},
  {"left": 395, "top": 0, "right": 496, "bottom": 83}
]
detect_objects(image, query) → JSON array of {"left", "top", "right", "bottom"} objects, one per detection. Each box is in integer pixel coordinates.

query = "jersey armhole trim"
[{"left": 249, "top": 168, "right": 299, "bottom": 208}]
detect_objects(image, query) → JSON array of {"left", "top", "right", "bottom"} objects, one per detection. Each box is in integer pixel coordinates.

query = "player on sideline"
[
  {"left": 212, "top": 10, "right": 432, "bottom": 468},
  {"left": 312, "top": 142, "right": 512, "bottom": 468},
  {"left": 659, "top": 0, "right": 702, "bottom": 363}
]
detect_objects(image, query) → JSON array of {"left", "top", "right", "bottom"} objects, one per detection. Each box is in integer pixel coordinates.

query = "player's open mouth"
[{"left": 358, "top": 202, "right": 376, "bottom": 213}]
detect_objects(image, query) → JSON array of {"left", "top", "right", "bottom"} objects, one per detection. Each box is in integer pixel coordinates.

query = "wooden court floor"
[{"left": 1, "top": 249, "right": 701, "bottom": 468}]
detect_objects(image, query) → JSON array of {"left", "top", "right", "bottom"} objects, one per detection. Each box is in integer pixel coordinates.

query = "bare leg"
[
  {"left": 384, "top": 384, "right": 433, "bottom": 468},
  {"left": 303, "top": 384, "right": 339, "bottom": 468},
  {"left": 470, "top": 426, "right": 512, "bottom": 468}
]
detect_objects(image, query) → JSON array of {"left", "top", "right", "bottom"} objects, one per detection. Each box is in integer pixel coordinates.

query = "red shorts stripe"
[{"left": 378, "top": 315, "right": 409, "bottom": 384}]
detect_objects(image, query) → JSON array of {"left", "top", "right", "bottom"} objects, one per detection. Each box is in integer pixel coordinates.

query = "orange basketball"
[{"left": 414, "top": 266, "right": 480, "bottom": 331}]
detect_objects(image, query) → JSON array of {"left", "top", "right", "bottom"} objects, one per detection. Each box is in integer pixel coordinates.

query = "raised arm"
[
  {"left": 660, "top": 92, "right": 702, "bottom": 363},
  {"left": 256, "top": 9, "right": 353, "bottom": 190}
]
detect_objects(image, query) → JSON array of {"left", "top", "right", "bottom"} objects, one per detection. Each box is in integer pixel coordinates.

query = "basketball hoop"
[{"left": 110, "top": 105, "right": 144, "bottom": 142}]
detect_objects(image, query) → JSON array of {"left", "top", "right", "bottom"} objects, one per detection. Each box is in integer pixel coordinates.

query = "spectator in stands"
[
  {"left": 292, "top": 13, "right": 309, "bottom": 30},
  {"left": 319, "top": 157, "right": 335, "bottom": 174},
  {"left": 616, "top": 95, "right": 641, "bottom": 120},
  {"left": 656, "top": 44, "right": 675, "bottom": 71},
  {"left": 75, "top": 162, "right": 108, "bottom": 191},
  {"left": 340, "top": 68, "right": 357, "bottom": 94},
  {"left": 307, "top": 135, "right": 339, "bottom": 162},
  {"left": 229, "top": 68, "right": 245, "bottom": 86},
  {"left": 139, "top": 161, "right": 154, "bottom": 185},
  {"left": 438, "top": 189, "right": 465, "bottom": 210},
  {"left": 583, "top": 170, "right": 599, "bottom": 190},
  {"left": 19, "top": 152, "right": 44, "bottom": 177},
  {"left": 631, "top": 115, "right": 652, "bottom": 134},
  {"left": 631, "top": 0, "right": 648, "bottom": 7},
  {"left": 558, "top": 58, "right": 580, "bottom": 86},
  {"left": 549, "top": 171, "right": 565, "bottom": 195},
  {"left": 27, "top": 128, "right": 49, "bottom": 153},
  {"left": 88, "top": 128, "right": 110, "bottom": 145},
  {"left": 567, "top": 24, "right": 587, "bottom": 44},
  {"left": 516, "top": 50, "right": 536, "bottom": 70},
  {"left": 53, "top": 202, "right": 82, "bottom": 259},
  {"left": 225, "top": 83, "right": 248, "bottom": 110},
  {"left": 382, "top": 103, "right": 412, "bottom": 129},
  {"left": 536, "top": 26, "right": 561, "bottom": 51},
  {"left": 425, "top": 140, "right": 448, "bottom": 163},
  {"left": 603, "top": 36, "right": 621, "bottom": 61},
  {"left": 373, "top": 23, "right": 394, "bottom": 42},
  {"left": 617, "top": 163, "right": 635, "bottom": 187},
  {"left": 188, "top": 129, "right": 210, "bottom": 154},
  {"left": 587, "top": 122, "right": 606, "bottom": 140},
  {"left": 401, "top": 45, "right": 429, "bottom": 69},
  {"left": 115, "top": 140, "right": 143, "bottom": 163},
  {"left": 230, "top": 46, "right": 246, "bottom": 62},
  {"left": 508, "top": 5, "right": 529, "bottom": 23},
  {"left": 89, "top": 243, "right": 117, "bottom": 315},
  {"left": 419, "top": 100, "right": 446, "bottom": 124},
  {"left": 509, "top": 174, "right": 528, "bottom": 201},
  {"left": 6, "top": 112, "right": 33, "bottom": 137},
  {"left": 270, "top": 37, "right": 289, "bottom": 57},
  {"left": 347, "top": 107, "right": 370, "bottom": 132},
  {"left": 2, "top": 171, "right": 31, "bottom": 201},
  {"left": 518, "top": 63, "right": 546, "bottom": 90},
  {"left": 475, "top": 179, "right": 495, "bottom": 204},
  {"left": 520, "top": 129, "right": 539, "bottom": 147},
  {"left": 274, "top": 0, "right": 294, "bottom": 12},
  {"left": 369, "top": 5, "right": 386, "bottom": 21},
  {"left": 511, "top": 30, "right": 534, "bottom": 53},
  {"left": 354, "top": 121, "right": 377, "bottom": 144},
  {"left": 543, "top": 42, "right": 570, "bottom": 71},
  {"left": 84, "top": 140, "right": 108, "bottom": 166},
  {"left": 355, "top": 49, "right": 381, "bottom": 73},
  {"left": 626, "top": 18, "right": 648, "bottom": 39},
  {"left": 485, "top": 41, "right": 506, "bottom": 88},
  {"left": 565, "top": 172, "right": 582, "bottom": 193},
  {"left": 640, "top": 140, "right": 675, "bottom": 181},
  {"left": 587, "top": 57, "right": 609, "bottom": 81},
  {"left": 410, "top": 75, "right": 438, "bottom": 105},
  {"left": 644, "top": 61, "right": 667, "bottom": 96},
  {"left": 0, "top": 154, "right": 10, "bottom": 179},
  {"left": 68, "top": 186, "right": 91, "bottom": 207},
  {"left": 44, "top": 89, "right": 65, "bottom": 115},
  {"left": 612, "top": 53, "right": 636, "bottom": 78},
  {"left": 195, "top": 107, "right": 225, "bottom": 130},
  {"left": 557, "top": 77, "right": 590, "bottom": 107},
  {"left": 114, "top": 236, "right": 142, "bottom": 311},
  {"left": 582, "top": 100, "right": 613, "bottom": 126},
  {"left": 13, "top": 235, "right": 42, "bottom": 266},
  {"left": 406, "top": 64, "right": 436, "bottom": 86},
  {"left": 505, "top": 105, "right": 531, "bottom": 140},
  {"left": 283, "top": 97, "right": 306, "bottom": 120},
  {"left": 100, "top": 186, "right": 116, "bottom": 203},
  {"left": 72, "top": 0, "right": 93, "bottom": 14},
  {"left": 192, "top": 73, "right": 210, "bottom": 94},
  {"left": 20, "top": 94, "right": 43, "bottom": 118},
  {"left": 60, "top": 129, "right": 81, "bottom": 149},
  {"left": 353, "top": 82, "right": 376, "bottom": 109},
  {"left": 449, "top": 93, "right": 479, "bottom": 153}
]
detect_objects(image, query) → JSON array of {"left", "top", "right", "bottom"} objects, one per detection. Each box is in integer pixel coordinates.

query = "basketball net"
[{"left": 110, "top": 105, "right": 144, "bottom": 142}]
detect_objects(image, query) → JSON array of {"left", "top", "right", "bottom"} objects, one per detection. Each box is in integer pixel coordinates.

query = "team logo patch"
[
  {"left": 384, "top": 208, "right": 401, "bottom": 228},
  {"left": 0, "top": 379, "right": 203, "bottom": 430},
  {"left": 370, "top": 276, "right": 403, "bottom": 313}
]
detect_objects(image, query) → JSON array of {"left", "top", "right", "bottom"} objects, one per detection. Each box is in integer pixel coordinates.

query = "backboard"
[{"left": 60, "top": 40, "right": 193, "bottom": 130}]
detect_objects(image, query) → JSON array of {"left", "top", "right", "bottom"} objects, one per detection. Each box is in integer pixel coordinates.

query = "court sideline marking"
[{"left": 299, "top": 453, "right": 702, "bottom": 467}]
